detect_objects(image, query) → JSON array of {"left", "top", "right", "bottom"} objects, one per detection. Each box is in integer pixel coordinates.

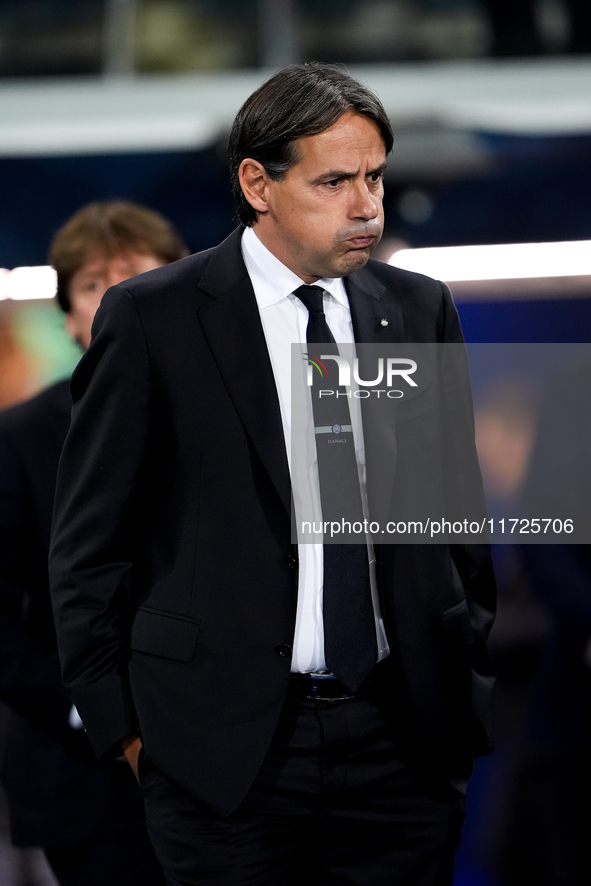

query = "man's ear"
[{"left": 239, "top": 159, "right": 271, "bottom": 215}]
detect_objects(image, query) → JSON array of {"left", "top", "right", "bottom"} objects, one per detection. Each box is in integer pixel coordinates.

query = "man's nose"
[{"left": 349, "top": 181, "right": 380, "bottom": 220}]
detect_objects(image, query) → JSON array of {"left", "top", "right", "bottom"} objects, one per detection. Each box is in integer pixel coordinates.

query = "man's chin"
[
  {"left": 305, "top": 246, "right": 374, "bottom": 280},
  {"left": 339, "top": 248, "right": 372, "bottom": 275}
]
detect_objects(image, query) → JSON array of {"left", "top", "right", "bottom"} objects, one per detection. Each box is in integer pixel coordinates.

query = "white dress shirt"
[{"left": 241, "top": 225, "right": 389, "bottom": 673}]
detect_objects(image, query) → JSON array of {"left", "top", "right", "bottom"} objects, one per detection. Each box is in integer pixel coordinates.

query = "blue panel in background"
[
  {"left": 0, "top": 148, "right": 236, "bottom": 268},
  {"left": 387, "top": 134, "right": 591, "bottom": 249},
  {"left": 2, "top": 131, "right": 591, "bottom": 275},
  {"left": 457, "top": 298, "right": 591, "bottom": 343}
]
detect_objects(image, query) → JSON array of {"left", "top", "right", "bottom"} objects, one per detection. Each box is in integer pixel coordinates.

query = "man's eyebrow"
[
  {"left": 311, "top": 161, "right": 388, "bottom": 184},
  {"left": 310, "top": 169, "right": 352, "bottom": 184},
  {"left": 367, "top": 161, "right": 388, "bottom": 177}
]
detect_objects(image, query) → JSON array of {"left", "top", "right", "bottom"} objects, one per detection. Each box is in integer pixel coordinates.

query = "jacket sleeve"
[
  {"left": 49, "top": 284, "right": 151, "bottom": 758},
  {"left": 0, "top": 427, "right": 72, "bottom": 735},
  {"left": 440, "top": 283, "right": 496, "bottom": 748}
]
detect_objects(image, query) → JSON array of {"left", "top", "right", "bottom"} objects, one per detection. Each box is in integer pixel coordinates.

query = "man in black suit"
[
  {"left": 0, "top": 200, "right": 186, "bottom": 885},
  {"left": 49, "top": 63, "right": 495, "bottom": 885}
]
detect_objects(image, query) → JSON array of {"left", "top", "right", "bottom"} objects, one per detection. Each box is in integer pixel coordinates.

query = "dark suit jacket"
[
  {"left": 49, "top": 226, "right": 495, "bottom": 816},
  {"left": 0, "top": 381, "right": 116, "bottom": 847}
]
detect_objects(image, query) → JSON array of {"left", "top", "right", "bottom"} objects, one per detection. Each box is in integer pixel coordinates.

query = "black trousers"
[
  {"left": 140, "top": 676, "right": 465, "bottom": 886},
  {"left": 45, "top": 764, "right": 165, "bottom": 886}
]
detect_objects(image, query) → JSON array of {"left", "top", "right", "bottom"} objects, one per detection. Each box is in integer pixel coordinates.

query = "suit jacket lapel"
[
  {"left": 346, "top": 263, "right": 402, "bottom": 527},
  {"left": 195, "top": 228, "right": 292, "bottom": 518},
  {"left": 346, "top": 262, "right": 404, "bottom": 344}
]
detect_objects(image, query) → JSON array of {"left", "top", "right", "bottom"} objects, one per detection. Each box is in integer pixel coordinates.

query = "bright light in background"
[
  {"left": 0, "top": 266, "right": 57, "bottom": 300},
  {"left": 3, "top": 244, "right": 591, "bottom": 299},
  {"left": 389, "top": 240, "right": 591, "bottom": 281}
]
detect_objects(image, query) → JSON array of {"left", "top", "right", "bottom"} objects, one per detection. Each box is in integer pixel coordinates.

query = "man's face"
[
  {"left": 66, "top": 250, "right": 164, "bottom": 349},
  {"left": 244, "top": 111, "right": 387, "bottom": 282}
]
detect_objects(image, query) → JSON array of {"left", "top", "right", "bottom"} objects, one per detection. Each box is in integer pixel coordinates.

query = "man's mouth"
[{"left": 348, "top": 235, "right": 376, "bottom": 248}]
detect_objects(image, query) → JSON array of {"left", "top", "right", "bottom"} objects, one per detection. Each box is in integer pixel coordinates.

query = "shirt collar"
[{"left": 241, "top": 225, "right": 348, "bottom": 309}]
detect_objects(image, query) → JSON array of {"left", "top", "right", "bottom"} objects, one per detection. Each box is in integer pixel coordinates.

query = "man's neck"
[{"left": 249, "top": 223, "right": 319, "bottom": 285}]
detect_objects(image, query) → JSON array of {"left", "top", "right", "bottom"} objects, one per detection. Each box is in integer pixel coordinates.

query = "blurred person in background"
[
  {"left": 471, "top": 379, "right": 551, "bottom": 885},
  {"left": 501, "top": 355, "right": 591, "bottom": 886},
  {"left": 0, "top": 200, "right": 187, "bottom": 886},
  {"left": 0, "top": 303, "right": 38, "bottom": 409}
]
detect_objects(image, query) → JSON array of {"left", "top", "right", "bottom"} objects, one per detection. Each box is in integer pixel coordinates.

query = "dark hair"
[
  {"left": 50, "top": 200, "right": 188, "bottom": 312},
  {"left": 228, "top": 61, "right": 394, "bottom": 226}
]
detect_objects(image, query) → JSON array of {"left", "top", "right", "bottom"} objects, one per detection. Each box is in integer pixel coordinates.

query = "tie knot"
[{"left": 293, "top": 284, "right": 325, "bottom": 314}]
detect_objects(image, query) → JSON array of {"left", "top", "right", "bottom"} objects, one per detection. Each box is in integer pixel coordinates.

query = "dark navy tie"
[{"left": 294, "top": 285, "right": 377, "bottom": 691}]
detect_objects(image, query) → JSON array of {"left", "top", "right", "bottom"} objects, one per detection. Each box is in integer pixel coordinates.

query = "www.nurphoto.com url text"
[{"left": 301, "top": 518, "right": 574, "bottom": 538}]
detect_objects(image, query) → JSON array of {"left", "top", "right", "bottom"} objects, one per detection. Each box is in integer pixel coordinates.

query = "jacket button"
[
  {"left": 275, "top": 644, "right": 292, "bottom": 658},
  {"left": 287, "top": 555, "right": 297, "bottom": 569}
]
